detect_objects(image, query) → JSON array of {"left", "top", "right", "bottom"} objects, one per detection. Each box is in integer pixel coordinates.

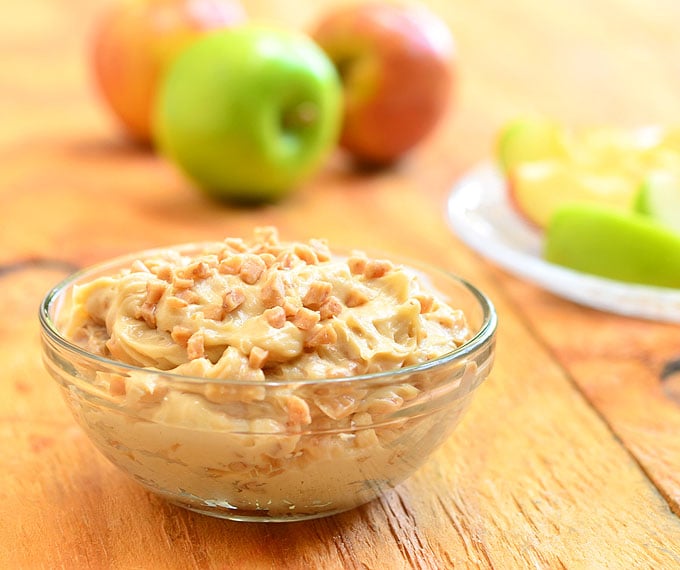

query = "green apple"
[
  {"left": 153, "top": 26, "right": 343, "bottom": 202},
  {"left": 634, "top": 171, "right": 680, "bottom": 233},
  {"left": 544, "top": 204, "right": 680, "bottom": 288}
]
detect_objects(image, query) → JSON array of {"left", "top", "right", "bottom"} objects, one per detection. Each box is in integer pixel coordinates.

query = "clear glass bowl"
[{"left": 39, "top": 246, "right": 497, "bottom": 522}]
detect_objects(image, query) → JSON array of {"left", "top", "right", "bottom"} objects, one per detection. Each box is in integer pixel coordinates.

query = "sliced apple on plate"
[
  {"left": 634, "top": 170, "right": 680, "bottom": 233},
  {"left": 496, "top": 117, "right": 673, "bottom": 229},
  {"left": 544, "top": 204, "right": 680, "bottom": 289}
]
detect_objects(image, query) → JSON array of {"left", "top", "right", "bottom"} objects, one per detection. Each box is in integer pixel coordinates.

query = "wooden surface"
[{"left": 3, "top": 0, "right": 680, "bottom": 568}]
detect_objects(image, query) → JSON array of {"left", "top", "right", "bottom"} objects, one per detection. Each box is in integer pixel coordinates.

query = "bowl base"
[{"left": 167, "top": 497, "right": 355, "bottom": 522}]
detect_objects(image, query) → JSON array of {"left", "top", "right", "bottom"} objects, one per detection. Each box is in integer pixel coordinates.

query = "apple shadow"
[{"left": 65, "top": 134, "right": 155, "bottom": 159}]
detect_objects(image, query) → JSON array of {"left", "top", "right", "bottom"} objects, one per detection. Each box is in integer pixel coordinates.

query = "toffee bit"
[
  {"left": 145, "top": 280, "right": 167, "bottom": 305},
  {"left": 276, "top": 251, "right": 296, "bottom": 269},
  {"left": 239, "top": 255, "right": 266, "bottom": 284},
  {"left": 224, "top": 237, "right": 248, "bottom": 252},
  {"left": 363, "top": 259, "right": 393, "bottom": 279},
  {"left": 292, "top": 307, "right": 320, "bottom": 331},
  {"left": 304, "top": 324, "right": 338, "bottom": 349},
  {"left": 218, "top": 256, "right": 242, "bottom": 275},
  {"left": 309, "top": 238, "right": 331, "bottom": 262},
  {"left": 260, "top": 253, "right": 277, "bottom": 268},
  {"left": 223, "top": 288, "right": 246, "bottom": 313},
  {"left": 108, "top": 375, "right": 126, "bottom": 397},
  {"left": 248, "top": 346, "right": 269, "bottom": 369},
  {"left": 254, "top": 226, "right": 279, "bottom": 245},
  {"left": 136, "top": 303, "right": 157, "bottom": 328},
  {"left": 260, "top": 273, "right": 285, "bottom": 308},
  {"left": 171, "top": 325, "right": 193, "bottom": 347},
  {"left": 263, "top": 306, "right": 286, "bottom": 328},
  {"left": 165, "top": 296, "right": 189, "bottom": 310},
  {"left": 286, "top": 395, "right": 312, "bottom": 426},
  {"left": 282, "top": 296, "right": 302, "bottom": 317},
  {"left": 202, "top": 304, "right": 225, "bottom": 321},
  {"left": 302, "top": 281, "right": 332, "bottom": 310},
  {"left": 345, "top": 287, "right": 370, "bottom": 308},
  {"left": 293, "top": 244, "right": 319, "bottom": 265},
  {"left": 187, "top": 331, "right": 205, "bottom": 360},
  {"left": 173, "top": 277, "right": 195, "bottom": 290},
  {"left": 176, "top": 288, "right": 200, "bottom": 304},
  {"left": 414, "top": 294, "right": 435, "bottom": 313},
  {"left": 347, "top": 255, "right": 367, "bottom": 275},
  {"left": 319, "top": 295, "right": 343, "bottom": 320},
  {"left": 154, "top": 265, "right": 173, "bottom": 282}
]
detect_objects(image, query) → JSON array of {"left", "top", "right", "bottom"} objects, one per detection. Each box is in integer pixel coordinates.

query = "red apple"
[
  {"left": 91, "top": 0, "right": 247, "bottom": 143},
  {"left": 311, "top": 2, "right": 455, "bottom": 165}
]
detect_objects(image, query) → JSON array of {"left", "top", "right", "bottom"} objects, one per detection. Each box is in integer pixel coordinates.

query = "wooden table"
[{"left": 3, "top": 0, "right": 680, "bottom": 568}]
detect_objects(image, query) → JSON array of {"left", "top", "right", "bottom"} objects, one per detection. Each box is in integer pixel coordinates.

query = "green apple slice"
[
  {"left": 634, "top": 171, "right": 680, "bottom": 233},
  {"left": 544, "top": 204, "right": 680, "bottom": 289},
  {"left": 496, "top": 116, "right": 567, "bottom": 173}
]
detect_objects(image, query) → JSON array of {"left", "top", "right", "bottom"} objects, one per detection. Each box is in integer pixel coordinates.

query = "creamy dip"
[{"left": 61, "top": 227, "right": 476, "bottom": 519}]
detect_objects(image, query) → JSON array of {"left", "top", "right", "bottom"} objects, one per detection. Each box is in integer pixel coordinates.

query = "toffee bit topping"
[
  {"left": 145, "top": 280, "right": 167, "bottom": 305},
  {"left": 223, "top": 288, "right": 246, "bottom": 313},
  {"left": 414, "top": 294, "right": 435, "bottom": 314},
  {"left": 304, "top": 324, "right": 338, "bottom": 349},
  {"left": 239, "top": 255, "right": 266, "bottom": 284},
  {"left": 292, "top": 307, "right": 320, "bottom": 331},
  {"left": 202, "top": 304, "right": 225, "bottom": 321},
  {"left": 187, "top": 331, "right": 205, "bottom": 360},
  {"left": 282, "top": 296, "right": 302, "bottom": 317},
  {"left": 263, "top": 306, "right": 286, "bottom": 328},
  {"left": 294, "top": 243, "right": 319, "bottom": 265},
  {"left": 165, "top": 296, "right": 189, "bottom": 310},
  {"left": 319, "top": 295, "right": 343, "bottom": 320},
  {"left": 173, "top": 277, "right": 195, "bottom": 290},
  {"left": 363, "top": 260, "right": 393, "bottom": 279},
  {"left": 260, "top": 272, "right": 286, "bottom": 308},
  {"left": 347, "top": 255, "right": 367, "bottom": 275},
  {"left": 154, "top": 265, "right": 173, "bottom": 282},
  {"left": 176, "top": 288, "right": 200, "bottom": 304},
  {"left": 345, "top": 287, "right": 370, "bottom": 308},
  {"left": 65, "top": 226, "right": 472, "bottom": 383},
  {"left": 171, "top": 325, "right": 193, "bottom": 347},
  {"left": 302, "top": 281, "right": 332, "bottom": 310},
  {"left": 224, "top": 237, "right": 248, "bottom": 252},
  {"left": 218, "top": 256, "right": 242, "bottom": 275},
  {"left": 248, "top": 346, "right": 269, "bottom": 369}
]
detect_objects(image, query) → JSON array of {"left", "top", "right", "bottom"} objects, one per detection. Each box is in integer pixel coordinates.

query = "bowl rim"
[{"left": 39, "top": 242, "right": 497, "bottom": 387}]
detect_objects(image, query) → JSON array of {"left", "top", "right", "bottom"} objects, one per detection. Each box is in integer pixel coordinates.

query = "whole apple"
[
  {"left": 91, "top": 0, "right": 247, "bottom": 143},
  {"left": 153, "top": 26, "right": 343, "bottom": 203},
  {"left": 311, "top": 2, "right": 456, "bottom": 165}
]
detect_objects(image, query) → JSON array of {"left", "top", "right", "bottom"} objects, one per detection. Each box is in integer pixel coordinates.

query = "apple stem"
[{"left": 282, "top": 102, "right": 317, "bottom": 131}]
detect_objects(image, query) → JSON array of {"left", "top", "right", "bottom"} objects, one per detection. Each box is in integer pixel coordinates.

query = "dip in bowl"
[{"left": 39, "top": 228, "right": 496, "bottom": 522}]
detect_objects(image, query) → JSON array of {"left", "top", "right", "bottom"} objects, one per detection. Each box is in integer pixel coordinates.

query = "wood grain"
[{"left": 3, "top": 0, "right": 680, "bottom": 568}]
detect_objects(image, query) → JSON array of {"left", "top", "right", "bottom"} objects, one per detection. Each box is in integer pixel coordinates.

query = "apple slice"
[
  {"left": 544, "top": 204, "right": 680, "bottom": 289},
  {"left": 634, "top": 171, "right": 680, "bottom": 233},
  {"left": 501, "top": 121, "right": 668, "bottom": 229},
  {"left": 508, "top": 161, "right": 637, "bottom": 229},
  {"left": 496, "top": 117, "right": 567, "bottom": 173}
]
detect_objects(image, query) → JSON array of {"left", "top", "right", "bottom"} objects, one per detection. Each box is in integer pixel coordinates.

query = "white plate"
[{"left": 446, "top": 162, "right": 680, "bottom": 323}]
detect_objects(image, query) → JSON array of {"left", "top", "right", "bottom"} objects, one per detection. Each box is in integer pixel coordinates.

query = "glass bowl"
[{"left": 39, "top": 245, "right": 497, "bottom": 522}]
